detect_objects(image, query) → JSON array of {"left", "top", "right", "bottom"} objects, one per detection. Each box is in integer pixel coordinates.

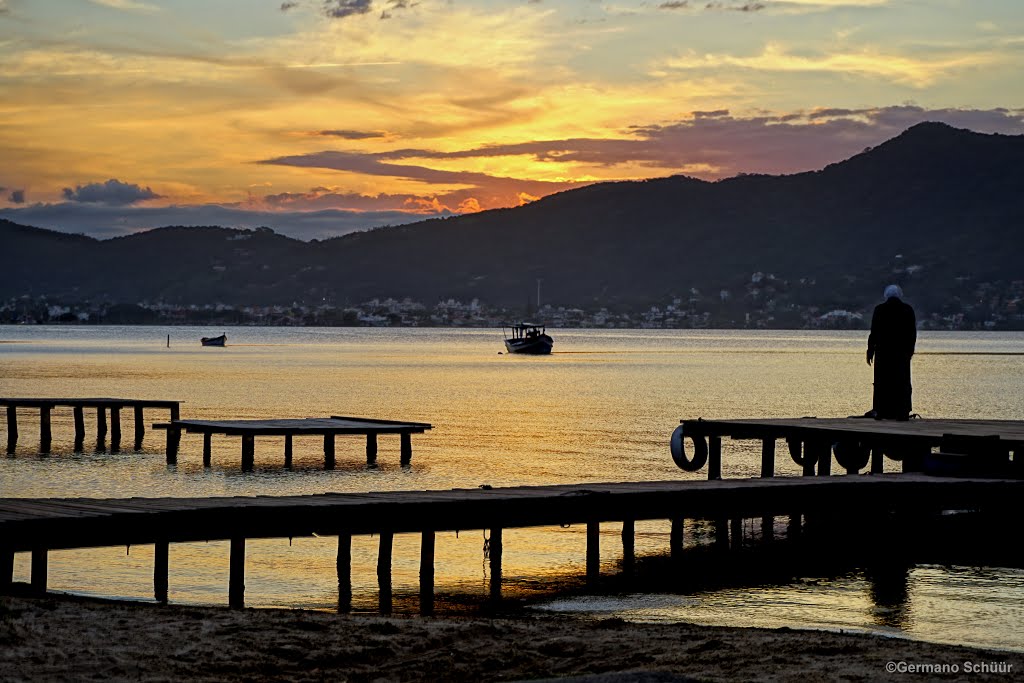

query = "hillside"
[{"left": 2, "top": 122, "right": 1022, "bottom": 322}]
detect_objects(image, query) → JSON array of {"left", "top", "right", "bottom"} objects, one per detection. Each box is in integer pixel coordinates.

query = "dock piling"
[
  {"left": 30, "top": 548, "right": 47, "bottom": 594},
  {"left": 489, "top": 527, "right": 503, "bottom": 601},
  {"left": 228, "top": 537, "right": 245, "bottom": 608},
  {"left": 621, "top": 519, "right": 635, "bottom": 575},
  {"left": 761, "top": 438, "right": 776, "bottom": 478},
  {"left": 731, "top": 518, "right": 743, "bottom": 549},
  {"left": 586, "top": 521, "right": 600, "bottom": 582},
  {"left": 366, "top": 433, "right": 378, "bottom": 466},
  {"left": 154, "top": 540, "right": 169, "bottom": 603},
  {"left": 165, "top": 426, "right": 180, "bottom": 464},
  {"left": 400, "top": 433, "right": 412, "bottom": 466},
  {"left": 5, "top": 406, "right": 17, "bottom": 453},
  {"left": 324, "top": 434, "right": 335, "bottom": 470},
  {"left": 284, "top": 435, "right": 293, "bottom": 468},
  {"left": 420, "top": 530, "right": 435, "bottom": 615},
  {"left": 39, "top": 406, "right": 52, "bottom": 453},
  {"left": 762, "top": 516, "right": 775, "bottom": 542},
  {"left": 0, "top": 548, "right": 13, "bottom": 589},
  {"left": 241, "top": 435, "right": 255, "bottom": 470},
  {"left": 670, "top": 516, "right": 685, "bottom": 561},
  {"left": 97, "top": 407, "right": 107, "bottom": 443},
  {"left": 337, "top": 533, "right": 352, "bottom": 613},
  {"left": 377, "top": 531, "right": 393, "bottom": 614},
  {"left": 110, "top": 407, "right": 121, "bottom": 452},
  {"left": 203, "top": 433, "right": 212, "bottom": 467},
  {"left": 708, "top": 436, "right": 722, "bottom": 480},
  {"left": 133, "top": 405, "right": 145, "bottom": 450},
  {"left": 73, "top": 406, "right": 85, "bottom": 451}
]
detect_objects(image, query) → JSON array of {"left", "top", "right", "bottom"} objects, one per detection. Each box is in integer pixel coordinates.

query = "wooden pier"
[
  {"left": 1, "top": 398, "right": 180, "bottom": 453},
  {"left": 0, "top": 474, "right": 1020, "bottom": 612},
  {"left": 152, "top": 416, "right": 432, "bottom": 469},
  {"left": 672, "top": 417, "right": 1024, "bottom": 479}
]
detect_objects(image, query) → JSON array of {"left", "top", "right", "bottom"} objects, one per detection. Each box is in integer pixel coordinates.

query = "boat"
[
  {"left": 200, "top": 333, "right": 227, "bottom": 347},
  {"left": 503, "top": 323, "right": 553, "bottom": 355}
]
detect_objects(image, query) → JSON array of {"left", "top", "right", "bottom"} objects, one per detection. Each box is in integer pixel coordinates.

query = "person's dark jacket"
[{"left": 867, "top": 297, "right": 916, "bottom": 363}]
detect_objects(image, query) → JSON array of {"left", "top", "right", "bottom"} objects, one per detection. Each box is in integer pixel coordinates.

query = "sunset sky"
[{"left": 1, "top": 0, "right": 1022, "bottom": 239}]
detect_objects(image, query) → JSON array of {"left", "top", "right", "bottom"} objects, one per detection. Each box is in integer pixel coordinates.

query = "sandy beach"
[{"left": 2, "top": 592, "right": 1020, "bottom": 682}]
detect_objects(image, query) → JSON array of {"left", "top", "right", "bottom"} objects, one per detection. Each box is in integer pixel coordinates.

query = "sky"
[{"left": 1, "top": 0, "right": 1023, "bottom": 240}]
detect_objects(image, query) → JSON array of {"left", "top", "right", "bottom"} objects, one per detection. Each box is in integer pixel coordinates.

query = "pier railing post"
[
  {"left": 110, "top": 407, "right": 122, "bottom": 453},
  {"left": 400, "top": 433, "right": 412, "bottom": 466},
  {"left": 337, "top": 532, "right": 352, "bottom": 613},
  {"left": 377, "top": 531, "right": 393, "bottom": 614},
  {"left": 229, "top": 537, "right": 245, "bottom": 608},
  {"left": 5, "top": 405, "right": 18, "bottom": 453},
  {"left": 39, "top": 406, "right": 52, "bottom": 453},
  {"left": 154, "top": 540, "right": 169, "bottom": 604},
  {"left": 761, "top": 438, "right": 775, "bottom": 478},
  {"left": 73, "top": 406, "right": 85, "bottom": 451},
  {"left": 133, "top": 405, "right": 145, "bottom": 450},
  {"left": 708, "top": 436, "right": 722, "bottom": 480},
  {"left": 586, "top": 521, "right": 600, "bottom": 583},
  {"left": 489, "top": 527, "right": 503, "bottom": 602},
  {"left": 366, "top": 433, "right": 378, "bottom": 467},
  {"left": 420, "top": 530, "right": 435, "bottom": 616}
]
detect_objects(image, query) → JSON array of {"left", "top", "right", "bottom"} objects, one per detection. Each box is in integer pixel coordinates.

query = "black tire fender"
[{"left": 670, "top": 424, "right": 709, "bottom": 472}]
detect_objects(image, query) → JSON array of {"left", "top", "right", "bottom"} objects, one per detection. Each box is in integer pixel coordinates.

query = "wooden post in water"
[
  {"left": 30, "top": 548, "right": 47, "bottom": 594},
  {"left": 96, "top": 407, "right": 108, "bottom": 443},
  {"left": 324, "top": 434, "right": 335, "bottom": 470},
  {"left": 670, "top": 516, "right": 685, "bottom": 562},
  {"left": 400, "top": 433, "right": 412, "bottom": 466},
  {"left": 165, "top": 427, "right": 180, "bottom": 464},
  {"left": 74, "top": 406, "right": 86, "bottom": 451},
  {"left": 203, "top": 433, "right": 212, "bottom": 467},
  {"left": 229, "top": 537, "right": 245, "bottom": 608},
  {"left": 366, "top": 433, "right": 378, "bottom": 466},
  {"left": 489, "top": 527, "right": 503, "bottom": 601},
  {"left": 6, "top": 406, "right": 17, "bottom": 453},
  {"left": 715, "top": 518, "right": 729, "bottom": 549},
  {"left": 241, "top": 435, "right": 255, "bottom": 470},
  {"left": 787, "top": 514, "right": 802, "bottom": 540},
  {"left": 420, "top": 530, "right": 435, "bottom": 615},
  {"left": 39, "top": 406, "right": 52, "bottom": 453},
  {"left": 154, "top": 540, "right": 169, "bottom": 603},
  {"left": 586, "top": 521, "right": 600, "bottom": 582},
  {"left": 110, "top": 407, "right": 122, "bottom": 452},
  {"left": 621, "top": 519, "right": 635, "bottom": 575},
  {"left": 377, "top": 531, "right": 393, "bottom": 614},
  {"left": 802, "top": 442, "right": 817, "bottom": 477},
  {"left": 761, "top": 516, "right": 775, "bottom": 543},
  {"left": 761, "top": 438, "right": 776, "bottom": 478},
  {"left": 817, "top": 442, "right": 832, "bottom": 476},
  {"left": 0, "top": 547, "right": 13, "bottom": 590},
  {"left": 870, "top": 447, "right": 885, "bottom": 474},
  {"left": 731, "top": 518, "right": 743, "bottom": 550},
  {"left": 708, "top": 436, "right": 722, "bottom": 480},
  {"left": 284, "top": 435, "right": 293, "bottom": 468},
  {"left": 337, "top": 532, "right": 352, "bottom": 613},
  {"left": 133, "top": 405, "right": 145, "bottom": 450}
]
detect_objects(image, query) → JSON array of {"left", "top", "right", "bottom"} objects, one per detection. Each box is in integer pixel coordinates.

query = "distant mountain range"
[{"left": 2, "top": 122, "right": 1022, "bottom": 321}]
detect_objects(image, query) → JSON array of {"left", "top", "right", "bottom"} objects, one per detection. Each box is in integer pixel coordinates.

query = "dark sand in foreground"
[{"left": 1, "top": 593, "right": 1020, "bottom": 682}]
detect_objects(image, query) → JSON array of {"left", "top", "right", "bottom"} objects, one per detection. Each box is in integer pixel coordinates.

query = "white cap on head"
[{"left": 884, "top": 284, "right": 903, "bottom": 300}]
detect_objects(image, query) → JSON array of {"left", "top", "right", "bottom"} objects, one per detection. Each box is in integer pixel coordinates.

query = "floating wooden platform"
[
  {"left": 152, "top": 416, "right": 433, "bottom": 469},
  {"left": 673, "top": 417, "right": 1024, "bottom": 479},
  {"left": 1, "top": 474, "right": 1020, "bottom": 611},
  {"left": 1, "top": 397, "right": 180, "bottom": 453}
]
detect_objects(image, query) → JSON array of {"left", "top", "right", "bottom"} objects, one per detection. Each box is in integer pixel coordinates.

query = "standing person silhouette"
[{"left": 866, "top": 285, "right": 917, "bottom": 420}]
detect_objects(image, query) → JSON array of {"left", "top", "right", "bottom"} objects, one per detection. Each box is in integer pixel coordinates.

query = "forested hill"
[{"left": 2, "top": 122, "right": 1022, "bottom": 317}]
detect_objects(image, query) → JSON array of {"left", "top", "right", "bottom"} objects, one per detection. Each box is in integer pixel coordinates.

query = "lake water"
[{"left": 1, "top": 326, "right": 1023, "bottom": 651}]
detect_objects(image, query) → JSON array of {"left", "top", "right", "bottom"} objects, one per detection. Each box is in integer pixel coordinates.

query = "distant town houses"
[{"left": 2, "top": 275, "right": 1023, "bottom": 330}]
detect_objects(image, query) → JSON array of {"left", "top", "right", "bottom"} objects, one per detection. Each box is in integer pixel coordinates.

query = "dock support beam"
[
  {"left": 670, "top": 516, "right": 685, "bottom": 561},
  {"left": 0, "top": 548, "right": 13, "bottom": 590},
  {"left": 377, "top": 532, "right": 393, "bottom": 614},
  {"left": 97, "top": 407, "right": 108, "bottom": 444},
  {"left": 337, "top": 533, "right": 352, "bottom": 613},
  {"left": 134, "top": 406, "right": 145, "bottom": 450},
  {"left": 420, "top": 530, "right": 435, "bottom": 615},
  {"left": 154, "top": 540, "right": 169, "bottom": 603},
  {"left": 489, "top": 527, "right": 503, "bottom": 601},
  {"left": 203, "top": 433, "right": 212, "bottom": 467},
  {"left": 241, "top": 435, "right": 255, "bottom": 470},
  {"left": 366, "top": 434, "right": 378, "bottom": 466},
  {"left": 31, "top": 548, "right": 47, "bottom": 594},
  {"left": 621, "top": 519, "right": 635, "bottom": 575},
  {"left": 73, "top": 406, "right": 85, "bottom": 451},
  {"left": 761, "top": 438, "right": 776, "bottom": 478},
  {"left": 110, "top": 407, "right": 121, "bottom": 452},
  {"left": 400, "top": 433, "right": 412, "bottom": 466},
  {"left": 708, "top": 436, "right": 722, "bottom": 480},
  {"left": 229, "top": 538, "right": 245, "bottom": 608},
  {"left": 324, "top": 435, "right": 335, "bottom": 470},
  {"left": 284, "top": 435, "right": 293, "bottom": 469},
  {"left": 5, "top": 406, "right": 17, "bottom": 453},
  {"left": 39, "top": 406, "right": 52, "bottom": 453},
  {"left": 587, "top": 521, "right": 600, "bottom": 582}
]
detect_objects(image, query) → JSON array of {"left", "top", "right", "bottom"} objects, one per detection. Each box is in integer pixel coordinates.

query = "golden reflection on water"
[{"left": 2, "top": 326, "right": 1024, "bottom": 649}]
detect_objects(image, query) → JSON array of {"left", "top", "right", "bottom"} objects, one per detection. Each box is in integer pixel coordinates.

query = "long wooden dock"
[
  {"left": 152, "top": 415, "right": 432, "bottom": 469},
  {"left": 1, "top": 397, "right": 180, "bottom": 453},
  {"left": 673, "top": 417, "right": 1024, "bottom": 479},
  {"left": 1, "top": 474, "right": 1020, "bottom": 612}
]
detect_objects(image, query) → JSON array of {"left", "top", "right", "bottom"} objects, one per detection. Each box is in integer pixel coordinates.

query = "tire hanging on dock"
[
  {"left": 670, "top": 424, "right": 709, "bottom": 472},
  {"left": 833, "top": 441, "right": 871, "bottom": 471}
]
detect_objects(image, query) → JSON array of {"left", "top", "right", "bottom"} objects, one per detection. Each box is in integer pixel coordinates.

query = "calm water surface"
[{"left": 1, "top": 326, "right": 1022, "bottom": 651}]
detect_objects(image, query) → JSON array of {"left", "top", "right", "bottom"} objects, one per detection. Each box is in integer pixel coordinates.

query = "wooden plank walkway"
[
  {"left": 1, "top": 474, "right": 1021, "bottom": 610},
  {"left": 153, "top": 416, "right": 432, "bottom": 469},
  {"left": 673, "top": 417, "right": 1024, "bottom": 479},
  {"left": 1, "top": 397, "right": 180, "bottom": 453}
]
